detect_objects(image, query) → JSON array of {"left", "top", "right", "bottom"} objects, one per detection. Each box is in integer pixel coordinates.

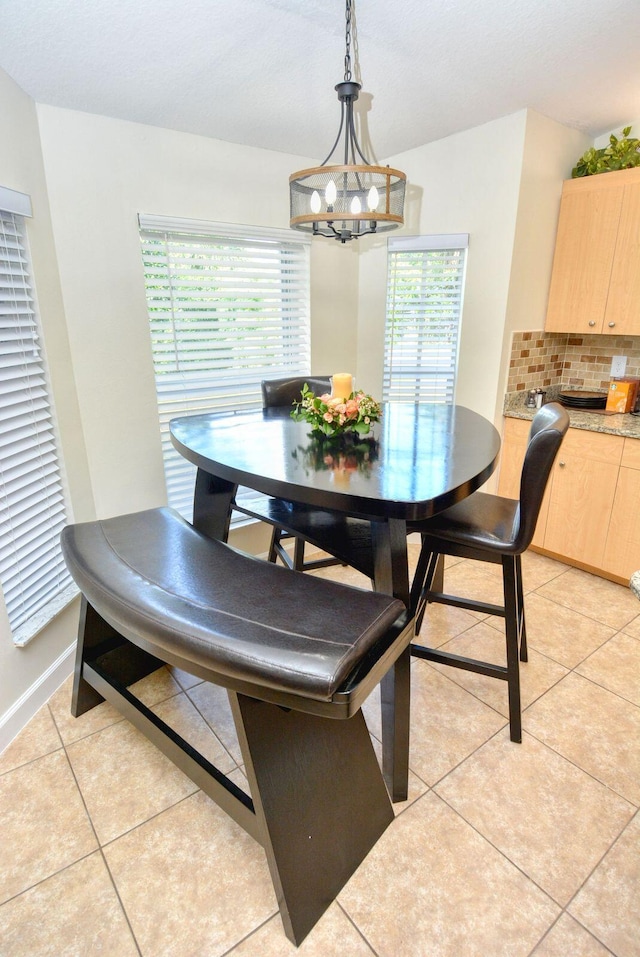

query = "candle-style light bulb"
[
  {"left": 367, "top": 185, "right": 380, "bottom": 211},
  {"left": 325, "top": 180, "right": 337, "bottom": 206},
  {"left": 350, "top": 195, "right": 362, "bottom": 214},
  {"left": 310, "top": 190, "right": 321, "bottom": 214}
]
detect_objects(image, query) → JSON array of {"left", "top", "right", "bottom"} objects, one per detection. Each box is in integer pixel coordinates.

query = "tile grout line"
[{"left": 336, "top": 899, "right": 384, "bottom": 957}]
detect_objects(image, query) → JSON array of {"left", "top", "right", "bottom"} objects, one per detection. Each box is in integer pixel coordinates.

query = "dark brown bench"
[{"left": 61, "top": 506, "right": 411, "bottom": 946}]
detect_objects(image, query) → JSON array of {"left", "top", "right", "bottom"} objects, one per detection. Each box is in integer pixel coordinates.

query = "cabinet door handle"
[
  {"left": 559, "top": 461, "right": 566, "bottom": 467},
  {"left": 608, "top": 321, "right": 616, "bottom": 327},
  {"left": 588, "top": 320, "right": 596, "bottom": 327}
]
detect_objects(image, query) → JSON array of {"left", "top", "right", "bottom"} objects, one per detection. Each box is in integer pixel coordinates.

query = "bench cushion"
[{"left": 61, "top": 507, "right": 405, "bottom": 702}]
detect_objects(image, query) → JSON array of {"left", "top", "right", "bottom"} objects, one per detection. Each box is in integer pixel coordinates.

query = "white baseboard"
[{"left": 0, "top": 643, "right": 75, "bottom": 754}]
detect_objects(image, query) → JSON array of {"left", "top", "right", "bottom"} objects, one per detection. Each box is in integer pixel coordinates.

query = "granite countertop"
[
  {"left": 504, "top": 390, "right": 640, "bottom": 440},
  {"left": 631, "top": 571, "right": 640, "bottom": 601}
]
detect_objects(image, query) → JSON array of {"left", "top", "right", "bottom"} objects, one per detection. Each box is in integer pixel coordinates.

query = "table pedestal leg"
[
  {"left": 372, "top": 519, "right": 411, "bottom": 802},
  {"left": 193, "top": 469, "right": 236, "bottom": 541},
  {"left": 380, "top": 645, "right": 411, "bottom": 802}
]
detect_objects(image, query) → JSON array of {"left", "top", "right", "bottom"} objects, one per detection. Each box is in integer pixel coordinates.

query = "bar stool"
[
  {"left": 408, "top": 402, "right": 569, "bottom": 742},
  {"left": 234, "top": 376, "right": 345, "bottom": 571},
  {"left": 261, "top": 375, "right": 332, "bottom": 411},
  {"left": 264, "top": 376, "right": 345, "bottom": 570}
]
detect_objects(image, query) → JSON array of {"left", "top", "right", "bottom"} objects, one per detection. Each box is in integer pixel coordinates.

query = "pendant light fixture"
[{"left": 289, "top": 0, "right": 406, "bottom": 243}]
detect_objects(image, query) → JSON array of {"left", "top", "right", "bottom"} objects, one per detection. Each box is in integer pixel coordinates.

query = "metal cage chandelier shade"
[{"left": 289, "top": 2, "right": 406, "bottom": 243}]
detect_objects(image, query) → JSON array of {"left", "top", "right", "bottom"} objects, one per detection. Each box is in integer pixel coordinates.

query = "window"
[
  {"left": 0, "top": 200, "right": 74, "bottom": 646},
  {"left": 383, "top": 234, "right": 468, "bottom": 403},
  {"left": 139, "top": 216, "right": 311, "bottom": 519}
]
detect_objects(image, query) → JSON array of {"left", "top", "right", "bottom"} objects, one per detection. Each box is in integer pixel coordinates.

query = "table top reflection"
[{"left": 170, "top": 402, "right": 501, "bottom": 523}]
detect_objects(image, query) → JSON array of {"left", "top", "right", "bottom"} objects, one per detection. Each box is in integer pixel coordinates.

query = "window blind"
[
  {"left": 0, "top": 209, "right": 73, "bottom": 643},
  {"left": 138, "top": 216, "right": 311, "bottom": 519},
  {"left": 383, "top": 235, "right": 468, "bottom": 403}
]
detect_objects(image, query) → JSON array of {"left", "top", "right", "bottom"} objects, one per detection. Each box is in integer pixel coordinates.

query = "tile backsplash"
[{"left": 507, "top": 331, "right": 640, "bottom": 393}]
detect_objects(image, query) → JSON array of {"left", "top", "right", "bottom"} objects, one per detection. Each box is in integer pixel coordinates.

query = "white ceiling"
[{"left": 1, "top": 0, "right": 639, "bottom": 161}]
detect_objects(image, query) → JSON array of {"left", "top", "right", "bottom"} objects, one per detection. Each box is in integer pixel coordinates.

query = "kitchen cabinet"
[
  {"left": 602, "top": 438, "right": 640, "bottom": 579},
  {"left": 545, "top": 167, "right": 640, "bottom": 335},
  {"left": 499, "top": 417, "right": 640, "bottom": 582},
  {"left": 497, "top": 417, "right": 549, "bottom": 547},
  {"left": 543, "top": 428, "right": 621, "bottom": 568}
]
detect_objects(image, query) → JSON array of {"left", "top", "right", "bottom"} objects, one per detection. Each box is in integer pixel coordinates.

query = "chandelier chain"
[{"left": 344, "top": 0, "right": 352, "bottom": 81}]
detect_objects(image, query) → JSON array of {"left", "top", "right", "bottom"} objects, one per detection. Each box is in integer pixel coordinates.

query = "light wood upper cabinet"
[
  {"left": 545, "top": 167, "right": 640, "bottom": 335},
  {"left": 605, "top": 181, "right": 640, "bottom": 334}
]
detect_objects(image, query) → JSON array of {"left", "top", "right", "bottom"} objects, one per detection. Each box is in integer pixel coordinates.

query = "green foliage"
[{"left": 572, "top": 127, "right": 640, "bottom": 178}]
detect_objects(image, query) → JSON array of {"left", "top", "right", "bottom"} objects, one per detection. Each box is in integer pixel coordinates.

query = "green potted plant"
[{"left": 572, "top": 126, "right": 640, "bottom": 177}]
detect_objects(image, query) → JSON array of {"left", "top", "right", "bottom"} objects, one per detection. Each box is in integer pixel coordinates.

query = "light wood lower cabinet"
[
  {"left": 602, "top": 438, "right": 640, "bottom": 579},
  {"left": 497, "top": 417, "right": 549, "bottom": 548},
  {"left": 498, "top": 417, "right": 640, "bottom": 582}
]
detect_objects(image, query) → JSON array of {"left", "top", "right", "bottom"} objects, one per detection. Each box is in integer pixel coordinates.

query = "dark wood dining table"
[{"left": 170, "top": 402, "right": 500, "bottom": 801}]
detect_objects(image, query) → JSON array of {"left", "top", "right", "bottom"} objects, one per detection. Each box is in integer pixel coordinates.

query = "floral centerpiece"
[{"left": 291, "top": 383, "right": 382, "bottom": 437}]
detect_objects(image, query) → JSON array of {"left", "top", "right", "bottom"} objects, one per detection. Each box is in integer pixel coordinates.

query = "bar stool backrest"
[
  {"left": 262, "top": 376, "right": 332, "bottom": 409},
  {"left": 514, "top": 402, "right": 570, "bottom": 553}
]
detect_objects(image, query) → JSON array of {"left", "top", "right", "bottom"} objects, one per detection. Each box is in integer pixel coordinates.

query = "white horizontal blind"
[
  {"left": 139, "top": 217, "right": 311, "bottom": 519},
  {"left": 383, "top": 235, "right": 468, "bottom": 403},
  {"left": 0, "top": 210, "right": 73, "bottom": 640}
]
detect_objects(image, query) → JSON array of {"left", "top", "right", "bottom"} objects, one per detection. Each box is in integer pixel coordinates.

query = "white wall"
[
  {"left": 497, "top": 112, "right": 590, "bottom": 420},
  {"left": 356, "top": 111, "right": 529, "bottom": 422},
  {"left": 1, "top": 95, "right": 361, "bottom": 744},
  {"left": 36, "top": 106, "right": 360, "bottom": 521},
  {"left": 594, "top": 121, "right": 640, "bottom": 149},
  {"left": 0, "top": 68, "right": 93, "bottom": 739},
  {"left": 311, "top": 240, "right": 359, "bottom": 377},
  {"left": 355, "top": 110, "right": 592, "bottom": 427}
]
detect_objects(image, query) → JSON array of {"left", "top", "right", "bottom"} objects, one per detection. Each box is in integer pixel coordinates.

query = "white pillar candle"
[{"left": 331, "top": 373, "right": 353, "bottom": 399}]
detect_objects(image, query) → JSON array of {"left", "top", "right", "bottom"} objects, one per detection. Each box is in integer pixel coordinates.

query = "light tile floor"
[{"left": 1, "top": 549, "right": 639, "bottom": 956}]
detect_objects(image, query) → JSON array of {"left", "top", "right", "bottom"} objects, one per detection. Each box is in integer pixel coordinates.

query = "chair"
[
  {"left": 261, "top": 375, "right": 332, "bottom": 411},
  {"left": 235, "top": 376, "right": 345, "bottom": 571},
  {"left": 407, "top": 402, "right": 569, "bottom": 742},
  {"left": 263, "top": 376, "right": 346, "bottom": 571}
]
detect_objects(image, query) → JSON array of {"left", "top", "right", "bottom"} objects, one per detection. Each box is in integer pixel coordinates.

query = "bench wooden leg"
[
  {"left": 71, "top": 598, "right": 164, "bottom": 717},
  {"left": 230, "top": 692, "right": 394, "bottom": 946},
  {"left": 70, "top": 599, "right": 396, "bottom": 946},
  {"left": 71, "top": 599, "right": 108, "bottom": 716}
]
